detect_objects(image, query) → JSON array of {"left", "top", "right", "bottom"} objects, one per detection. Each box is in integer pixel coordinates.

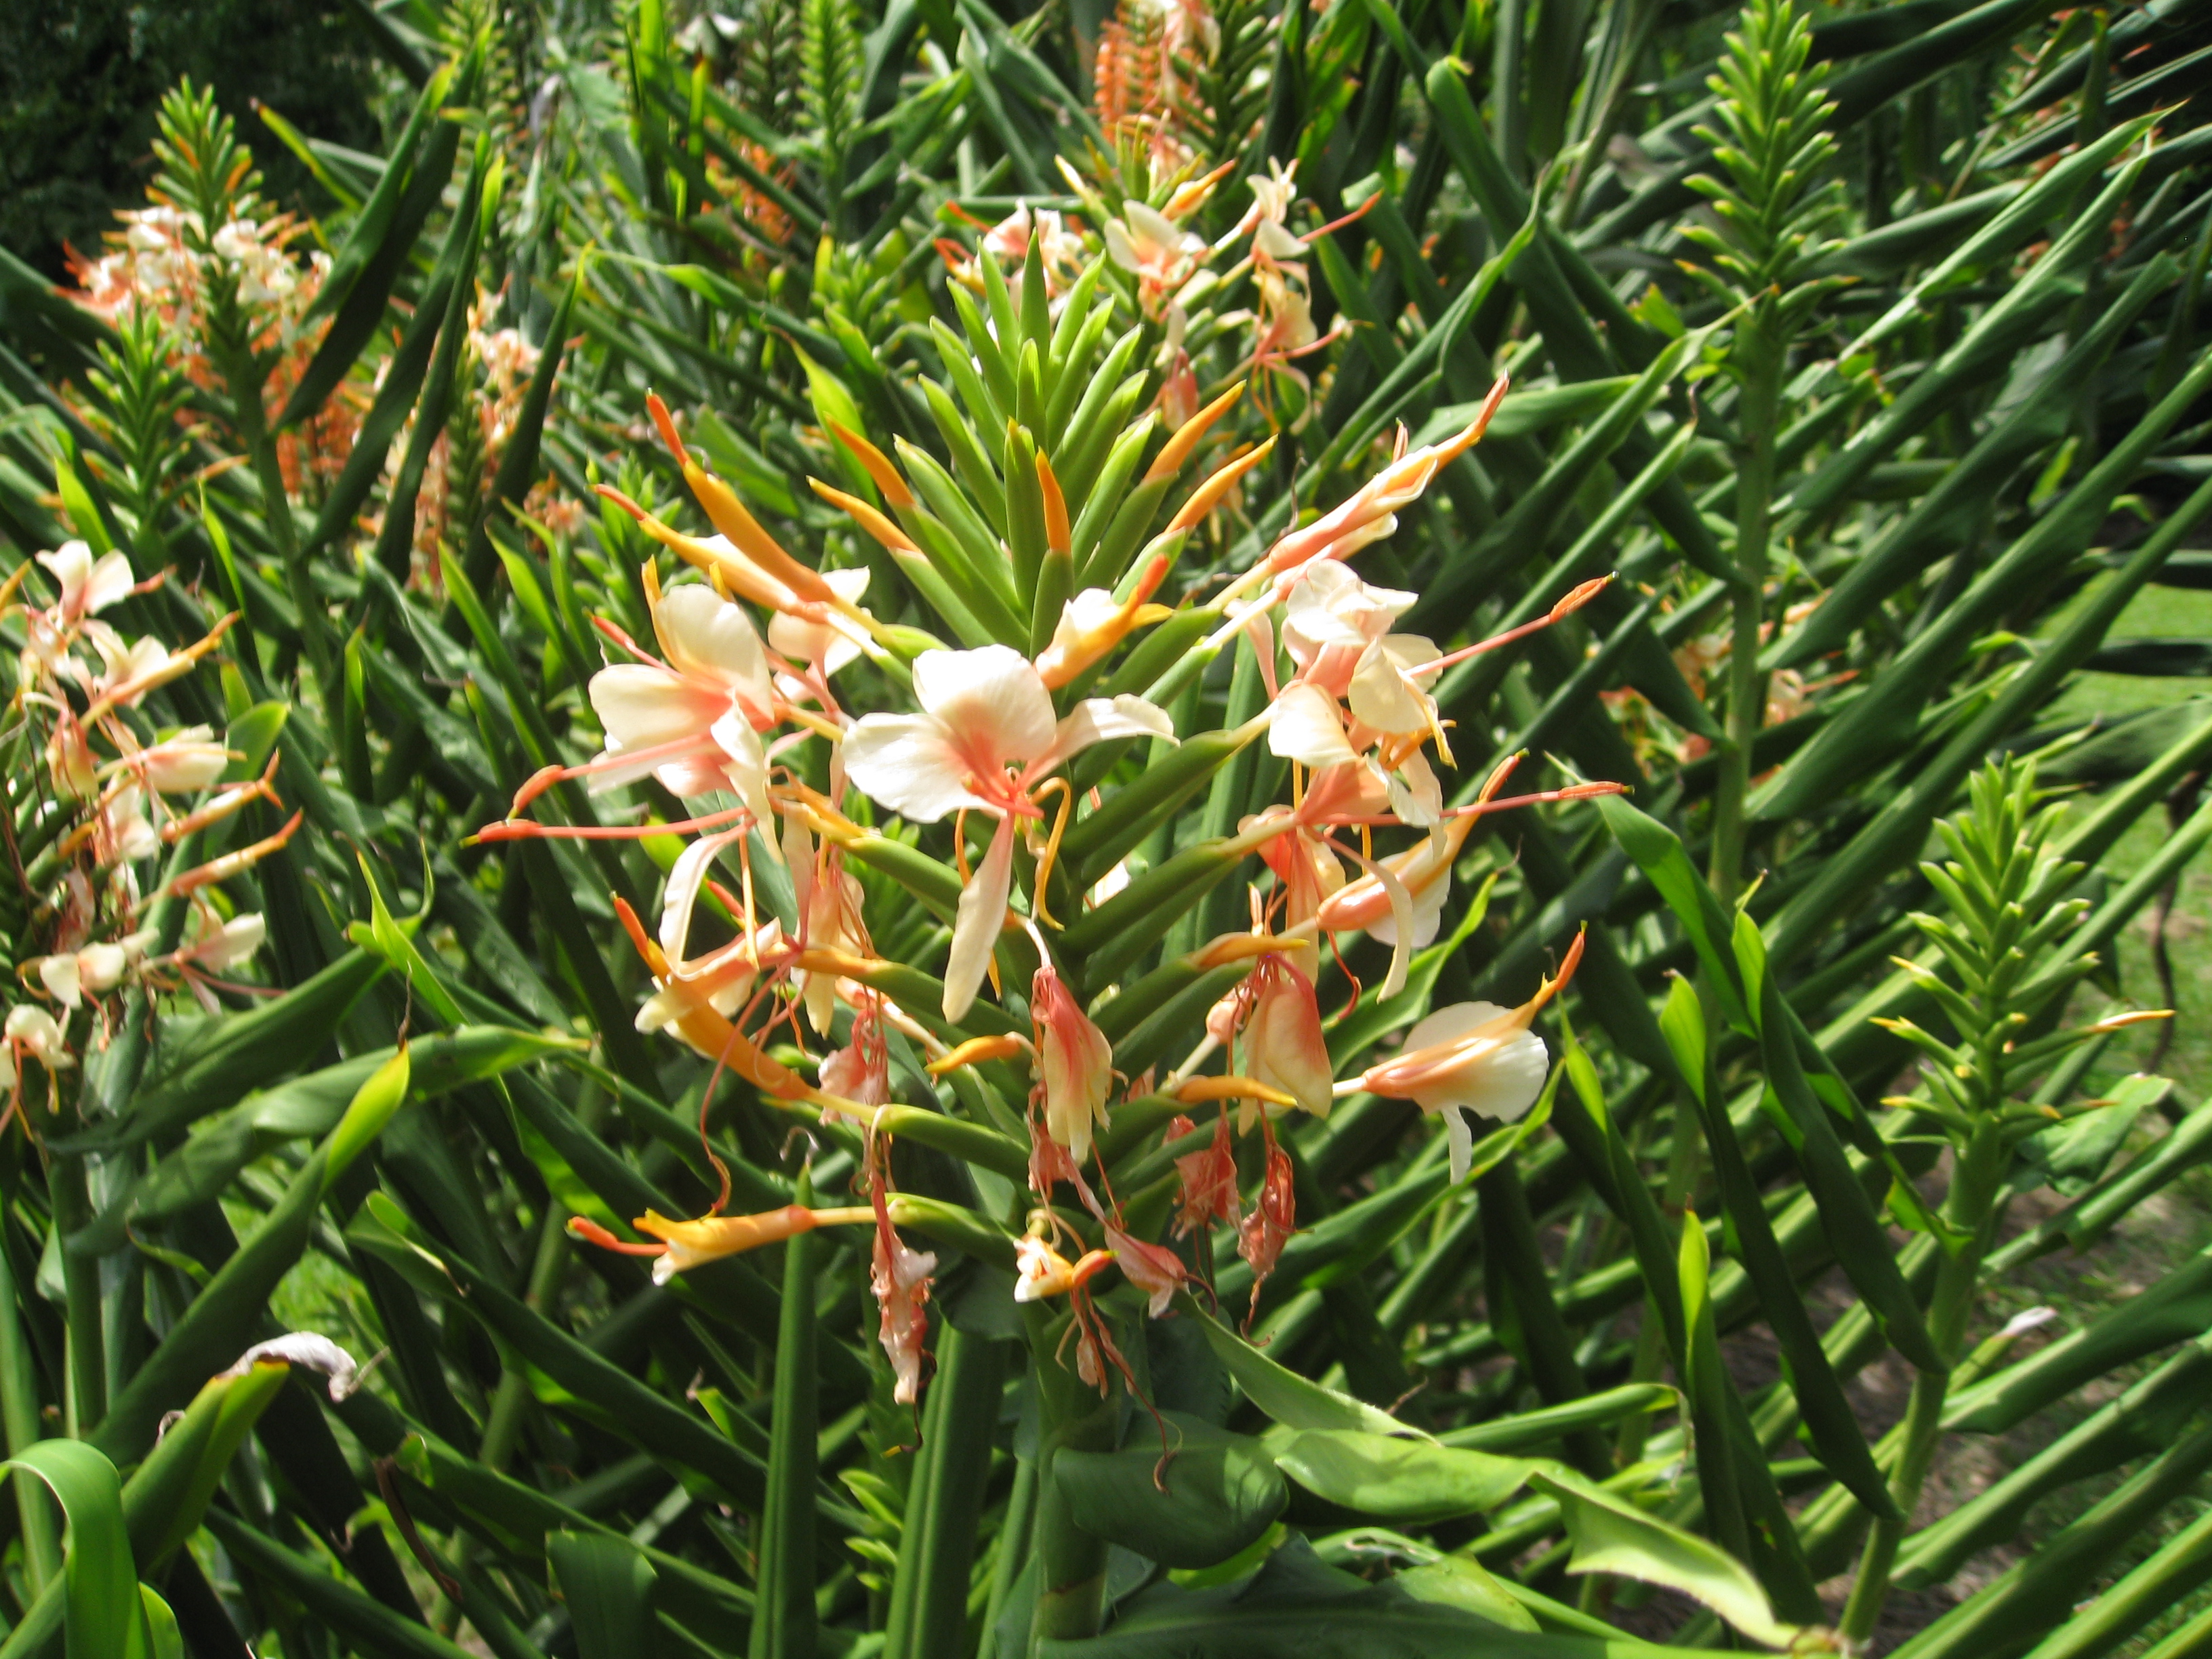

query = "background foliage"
[{"left": 1, "top": 0, "right": 2212, "bottom": 1656}]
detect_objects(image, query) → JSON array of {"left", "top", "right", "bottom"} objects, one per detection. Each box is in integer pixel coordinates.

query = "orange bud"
[
  {"left": 809, "top": 478, "right": 922, "bottom": 554},
  {"left": 1145, "top": 383, "right": 1244, "bottom": 483},
  {"left": 831, "top": 423, "right": 916, "bottom": 509},
  {"left": 1166, "top": 437, "right": 1276, "bottom": 533},
  {"left": 1038, "top": 453, "right": 1071, "bottom": 554}
]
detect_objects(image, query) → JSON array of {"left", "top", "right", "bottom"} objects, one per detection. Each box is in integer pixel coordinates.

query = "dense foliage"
[{"left": 0, "top": 0, "right": 2210, "bottom": 1656}]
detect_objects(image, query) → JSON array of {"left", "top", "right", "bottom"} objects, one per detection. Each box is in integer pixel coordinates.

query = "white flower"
[
  {"left": 587, "top": 580, "right": 774, "bottom": 825},
  {"left": 844, "top": 647, "right": 1172, "bottom": 1019},
  {"left": 767, "top": 566, "right": 873, "bottom": 676},
  {"left": 36, "top": 541, "right": 134, "bottom": 625},
  {"left": 127, "top": 726, "right": 232, "bottom": 794},
  {"left": 35, "top": 942, "right": 131, "bottom": 1009}
]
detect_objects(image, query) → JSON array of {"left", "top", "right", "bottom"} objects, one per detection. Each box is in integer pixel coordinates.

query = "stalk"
[
  {"left": 0, "top": 1241, "right": 60, "bottom": 1589},
  {"left": 753, "top": 1166, "right": 820, "bottom": 1659},
  {"left": 1023, "top": 1307, "right": 1119, "bottom": 1652},
  {"left": 1708, "top": 308, "right": 1780, "bottom": 907},
  {"left": 47, "top": 1148, "right": 104, "bottom": 1437},
  {"left": 1840, "top": 1120, "right": 2006, "bottom": 1641}
]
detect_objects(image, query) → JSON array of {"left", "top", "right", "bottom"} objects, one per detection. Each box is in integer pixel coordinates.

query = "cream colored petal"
[
  {"left": 657, "top": 584, "right": 773, "bottom": 711},
  {"left": 913, "top": 646, "right": 1058, "bottom": 764},
  {"left": 943, "top": 813, "right": 1016, "bottom": 1021},
  {"left": 1413, "top": 1029, "right": 1550, "bottom": 1124},
  {"left": 1440, "top": 1104, "right": 1476, "bottom": 1185},
  {"left": 710, "top": 710, "right": 774, "bottom": 830},
  {"left": 659, "top": 834, "right": 725, "bottom": 960},
  {"left": 85, "top": 551, "right": 136, "bottom": 614},
  {"left": 1103, "top": 218, "right": 1142, "bottom": 274},
  {"left": 1401, "top": 1000, "right": 1513, "bottom": 1053},
  {"left": 77, "top": 943, "right": 127, "bottom": 993},
  {"left": 1050, "top": 694, "right": 1176, "bottom": 760},
  {"left": 590, "top": 663, "right": 716, "bottom": 752},
  {"left": 1349, "top": 641, "right": 1437, "bottom": 735},
  {"left": 844, "top": 712, "right": 993, "bottom": 823},
  {"left": 1267, "top": 682, "right": 1359, "bottom": 769},
  {"left": 37, "top": 956, "right": 81, "bottom": 1009}
]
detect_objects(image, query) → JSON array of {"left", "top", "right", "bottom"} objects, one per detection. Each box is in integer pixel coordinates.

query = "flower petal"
[
  {"left": 1052, "top": 694, "right": 1176, "bottom": 759},
  {"left": 1267, "top": 682, "right": 1359, "bottom": 769},
  {"left": 913, "top": 645, "right": 1058, "bottom": 764},
  {"left": 591, "top": 663, "right": 719, "bottom": 753},
  {"left": 655, "top": 583, "right": 773, "bottom": 717},
  {"left": 944, "top": 813, "right": 1016, "bottom": 1021},
  {"left": 844, "top": 712, "right": 994, "bottom": 822}
]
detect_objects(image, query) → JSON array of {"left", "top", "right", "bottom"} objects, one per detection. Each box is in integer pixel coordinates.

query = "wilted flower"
[
  {"left": 1031, "top": 965, "right": 1115, "bottom": 1166},
  {"left": 1168, "top": 1111, "right": 1241, "bottom": 1238},
  {"left": 872, "top": 1189, "right": 937, "bottom": 1405},
  {"left": 1236, "top": 1134, "right": 1296, "bottom": 1319},
  {"left": 1238, "top": 952, "right": 1334, "bottom": 1122}
]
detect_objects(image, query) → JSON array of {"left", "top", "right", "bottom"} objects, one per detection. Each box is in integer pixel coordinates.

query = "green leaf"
[
  {"left": 548, "top": 1532, "right": 658, "bottom": 1659},
  {"left": 1189, "top": 1311, "right": 1429, "bottom": 1441},
  {"left": 322, "top": 1043, "right": 414, "bottom": 1187},
  {"left": 5, "top": 1441, "right": 136, "bottom": 1659},
  {"left": 1055, "top": 1415, "right": 1286, "bottom": 1569},
  {"left": 1393, "top": 1558, "right": 1540, "bottom": 1632},
  {"left": 62, "top": 949, "right": 387, "bottom": 1153},
  {"left": 1270, "top": 1431, "right": 1532, "bottom": 1523},
  {"left": 1528, "top": 1470, "right": 1806, "bottom": 1650}
]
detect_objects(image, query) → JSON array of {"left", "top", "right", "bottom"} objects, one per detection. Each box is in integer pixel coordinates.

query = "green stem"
[
  {"left": 752, "top": 1166, "right": 819, "bottom": 1659},
  {"left": 1709, "top": 310, "right": 1782, "bottom": 907},
  {"left": 1840, "top": 1117, "right": 2007, "bottom": 1641},
  {"left": 0, "top": 1237, "right": 60, "bottom": 1590},
  {"left": 1619, "top": 1084, "right": 1706, "bottom": 1463},
  {"left": 979, "top": 1456, "right": 1040, "bottom": 1659},
  {"left": 47, "top": 1148, "right": 104, "bottom": 1438},
  {"left": 437, "top": 1184, "right": 575, "bottom": 1637},
  {"left": 1024, "top": 1307, "right": 1119, "bottom": 1654},
  {"left": 885, "top": 1326, "right": 1005, "bottom": 1659}
]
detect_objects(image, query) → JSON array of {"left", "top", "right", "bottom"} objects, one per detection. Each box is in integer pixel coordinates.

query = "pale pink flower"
[
  {"left": 33, "top": 941, "right": 135, "bottom": 1008},
  {"left": 119, "top": 726, "right": 232, "bottom": 795},
  {"left": 173, "top": 912, "right": 265, "bottom": 972},
  {"left": 1263, "top": 405, "right": 1499, "bottom": 577},
  {"left": 35, "top": 540, "right": 134, "bottom": 627},
  {"left": 1, "top": 1005, "right": 72, "bottom": 1088},
  {"left": 1316, "top": 812, "right": 1475, "bottom": 951},
  {"left": 842, "top": 647, "right": 1172, "bottom": 1019},
  {"left": 1105, "top": 203, "right": 1206, "bottom": 315},
  {"left": 1348, "top": 933, "right": 1582, "bottom": 1181},
  {"left": 586, "top": 579, "right": 775, "bottom": 818}
]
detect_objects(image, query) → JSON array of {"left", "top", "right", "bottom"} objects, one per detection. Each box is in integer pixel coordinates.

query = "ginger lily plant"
[
  {"left": 2, "top": 7, "right": 2211, "bottom": 1659},
  {"left": 490, "top": 243, "right": 1614, "bottom": 1439}
]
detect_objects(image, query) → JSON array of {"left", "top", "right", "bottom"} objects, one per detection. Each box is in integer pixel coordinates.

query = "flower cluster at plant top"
[
  {"left": 493, "top": 178, "right": 1620, "bottom": 1407},
  {"left": 943, "top": 147, "right": 1364, "bottom": 439},
  {"left": 68, "top": 201, "right": 359, "bottom": 501},
  {"left": 0, "top": 537, "right": 289, "bottom": 1104},
  {"left": 64, "top": 189, "right": 569, "bottom": 587}
]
